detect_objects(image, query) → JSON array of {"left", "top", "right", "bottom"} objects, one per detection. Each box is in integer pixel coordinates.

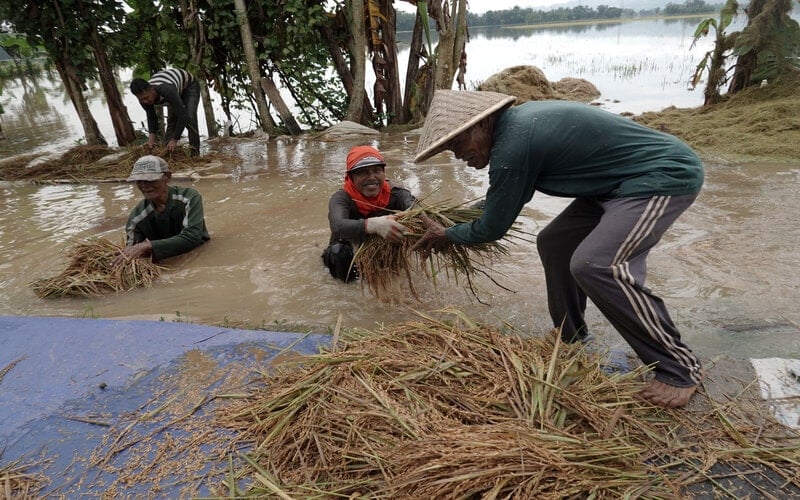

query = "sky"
[{"left": 394, "top": 0, "right": 560, "bottom": 16}]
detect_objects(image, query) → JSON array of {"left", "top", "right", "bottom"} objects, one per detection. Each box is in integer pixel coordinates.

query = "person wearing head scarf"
[
  {"left": 412, "top": 90, "right": 704, "bottom": 409},
  {"left": 114, "top": 155, "right": 209, "bottom": 265},
  {"left": 323, "top": 145, "right": 416, "bottom": 282}
]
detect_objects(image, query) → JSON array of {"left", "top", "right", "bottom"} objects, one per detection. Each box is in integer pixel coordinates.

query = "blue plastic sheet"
[{"left": 0, "top": 316, "right": 328, "bottom": 496}]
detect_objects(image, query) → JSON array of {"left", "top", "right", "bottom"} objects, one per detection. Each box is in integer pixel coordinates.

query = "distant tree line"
[{"left": 396, "top": 0, "right": 722, "bottom": 30}]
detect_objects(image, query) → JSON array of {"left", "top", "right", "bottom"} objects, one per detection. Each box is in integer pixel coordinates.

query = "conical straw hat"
[{"left": 414, "top": 90, "right": 516, "bottom": 163}]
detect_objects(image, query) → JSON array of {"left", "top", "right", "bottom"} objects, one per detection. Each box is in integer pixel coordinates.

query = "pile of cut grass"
[
  {"left": 0, "top": 459, "right": 49, "bottom": 499},
  {"left": 0, "top": 144, "right": 240, "bottom": 183},
  {"left": 354, "top": 201, "right": 532, "bottom": 302},
  {"left": 217, "top": 313, "right": 800, "bottom": 498},
  {"left": 634, "top": 70, "right": 800, "bottom": 162},
  {"left": 29, "top": 237, "right": 163, "bottom": 298}
]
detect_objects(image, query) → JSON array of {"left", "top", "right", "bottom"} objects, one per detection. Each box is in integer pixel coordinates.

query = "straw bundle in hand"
[
  {"left": 29, "top": 237, "right": 163, "bottom": 298},
  {"left": 353, "top": 201, "right": 531, "bottom": 302}
]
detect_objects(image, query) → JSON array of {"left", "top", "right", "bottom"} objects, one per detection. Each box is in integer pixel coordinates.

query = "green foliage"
[
  {"left": 689, "top": 0, "right": 739, "bottom": 91},
  {"left": 200, "top": 0, "right": 345, "bottom": 130},
  {"left": 733, "top": 3, "right": 800, "bottom": 83},
  {"left": 0, "top": 33, "right": 39, "bottom": 59}
]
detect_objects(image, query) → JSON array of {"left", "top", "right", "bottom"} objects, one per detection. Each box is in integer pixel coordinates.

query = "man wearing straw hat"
[
  {"left": 323, "top": 145, "right": 415, "bottom": 282},
  {"left": 412, "top": 90, "right": 704, "bottom": 409},
  {"left": 114, "top": 155, "right": 210, "bottom": 264}
]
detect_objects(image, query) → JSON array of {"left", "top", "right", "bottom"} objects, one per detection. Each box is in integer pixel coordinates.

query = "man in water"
[
  {"left": 115, "top": 155, "right": 209, "bottom": 264},
  {"left": 323, "top": 145, "right": 415, "bottom": 282}
]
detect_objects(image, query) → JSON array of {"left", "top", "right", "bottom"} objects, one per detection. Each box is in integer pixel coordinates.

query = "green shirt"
[
  {"left": 126, "top": 185, "right": 210, "bottom": 260},
  {"left": 447, "top": 101, "right": 704, "bottom": 244}
]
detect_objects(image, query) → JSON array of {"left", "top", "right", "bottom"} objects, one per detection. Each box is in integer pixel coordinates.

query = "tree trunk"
[
  {"left": 346, "top": 0, "right": 368, "bottom": 124},
  {"left": 322, "top": 20, "right": 373, "bottom": 125},
  {"left": 260, "top": 77, "right": 301, "bottom": 135},
  {"left": 180, "top": 0, "right": 217, "bottom": 138},
  {"left": 89, "top": 31, "right": 137, "bottom": 146},
  {"left": 362, "top": 0, "right": 403, "bottom": 126},
  {"left": 401, "top": 12, "right": 425, "bottom": 124},
  {"left": 233, "top": 0, "right": 276, "bottom": 135},
  {"left": 55, "top": 59, "right": 106, "bottom": 146},
  {"left": 378, "top": 3, "right": 403, "bottom": 125},
  {"left": 433, "top": 0, "right": 469, "bottom": 91}
]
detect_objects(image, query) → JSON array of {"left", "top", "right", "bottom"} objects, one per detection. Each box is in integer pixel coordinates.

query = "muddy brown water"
[{"left": 2, "top": 132, "right": 799, "bottom": 361}]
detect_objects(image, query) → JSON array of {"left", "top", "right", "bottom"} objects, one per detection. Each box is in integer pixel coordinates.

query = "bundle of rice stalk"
[
  {"left": 29, "top": 237, "right": 164, "bottom": 298},
  {"left": 220, "top": 313, "right": 688, "bottom": 498},
  {"left": 353, "top": 200, "right": 532, "bottom": 302},
  {"left": 0, "top": 459, "right": 50, "bottom": 499}
]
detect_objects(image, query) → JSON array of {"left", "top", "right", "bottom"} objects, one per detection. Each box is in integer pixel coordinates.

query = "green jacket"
[
  {"left": 447, "top": 100, "right": 704, "bottom": 244},
  {"left": 126, "top": 185, "right": 210, "bottom": 260}
]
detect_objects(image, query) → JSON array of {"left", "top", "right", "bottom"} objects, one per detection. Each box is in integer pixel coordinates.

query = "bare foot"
[{"left": 638, "top": 379, "right": 700, "bottom": 408}]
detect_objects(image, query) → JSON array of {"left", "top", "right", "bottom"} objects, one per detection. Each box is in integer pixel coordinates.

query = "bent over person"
[
  {"left": 130, "top": 68, "right": 201, "bottom": 156},
  {"left": 116, "top": 155, "right": 209, "bottom": 264},
  {"left": 323, "top": 145, "right": 415, "bottom": 282},
  {"left": 412, "top": 90, "right": 704, "bottom": 409}
]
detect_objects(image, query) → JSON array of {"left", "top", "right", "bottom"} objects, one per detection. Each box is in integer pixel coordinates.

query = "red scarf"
[{"left": 343, "top": 176, "right": 392, "bottom": 216}]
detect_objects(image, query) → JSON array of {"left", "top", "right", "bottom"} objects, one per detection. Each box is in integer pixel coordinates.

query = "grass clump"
[
  {"left": 0, "top": 459, "right": 49, "bottom": 499},
  {"left": 634, "top": 70, "right": 800, "bottom": 162},
  {"left": 0, "top": 144, "right": 241, "bottom": 183},
  {"left": 29, "top": 237, "right": 164, "bottom": 298}
]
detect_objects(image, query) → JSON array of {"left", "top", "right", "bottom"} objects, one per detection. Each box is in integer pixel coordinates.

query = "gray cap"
[{"left": 127, "top": 155, "right": 170, "bottom": 181}]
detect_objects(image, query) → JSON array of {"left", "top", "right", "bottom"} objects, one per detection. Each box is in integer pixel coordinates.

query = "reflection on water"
[
  {"left": 1, "top": 17, "right": 734, "bottom": 157},
  {"left": 1, "top": 133, "right": 799, "bottom": 362},
  {"left": 2, "top": 16, "right": 799, "bottom": 361}
]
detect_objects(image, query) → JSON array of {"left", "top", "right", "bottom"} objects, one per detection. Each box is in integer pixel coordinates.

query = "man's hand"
[
  {"left": 411, "top": 213, "right": 449, "bottom": 260},
  {"left": 145, "top": 133, "right": 157, "bottom": 149},
  {"left": 365, "top": 215, "right": 408, "bottom": 243},
  {"left": 166, "top": 139, "right": 178, "bottom": 153},
  {"left": 112, "top": 241, "right": 153, "bottom": 266}
]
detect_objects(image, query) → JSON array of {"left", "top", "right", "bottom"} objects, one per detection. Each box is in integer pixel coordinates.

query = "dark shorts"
[{"left": 322, "top": 241, "right": 358, "bottom": 283}]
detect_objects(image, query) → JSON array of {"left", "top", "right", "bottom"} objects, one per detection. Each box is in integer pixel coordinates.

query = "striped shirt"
[
  {"left": 141, "top": 68, "right": 196, "bottom": 141},
  {"left": 148, "top": 68, "right": 193, "bottom": 94}
]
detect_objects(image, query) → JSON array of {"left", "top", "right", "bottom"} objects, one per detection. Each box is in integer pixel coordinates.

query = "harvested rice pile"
[
  {"left": 0, "top": 144, "right": 241, "bottom": 183},
  {"left": 29, "top": 238, "right": 163, "bottom": 298},
  {"left": 219, "top": 315, "right": 800, "bottom": 498},
  {"left": 354, "top": 202, "right": 531, "bottom": 302},
  {"left": 0, "top": 459, "right": 49, "bottom": 499}
]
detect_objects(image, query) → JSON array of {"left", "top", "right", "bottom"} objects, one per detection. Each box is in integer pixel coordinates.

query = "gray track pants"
[{"left": 536, "top": 194, "right": 702, "bottom": 387}]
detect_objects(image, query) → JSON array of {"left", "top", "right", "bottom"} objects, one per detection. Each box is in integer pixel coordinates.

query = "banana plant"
[{"left": 689, "top": 0, "right": 740, "bottom": 105}]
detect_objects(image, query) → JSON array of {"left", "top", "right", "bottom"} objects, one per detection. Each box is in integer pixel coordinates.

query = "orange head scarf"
[{"left": 342, "top": 145, "right": 392, "bottom": 216}]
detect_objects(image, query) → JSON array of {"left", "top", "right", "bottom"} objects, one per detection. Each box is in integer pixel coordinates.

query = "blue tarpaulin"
[{"left": 0, "top": 316, "right": 328, "bottom": 497}]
